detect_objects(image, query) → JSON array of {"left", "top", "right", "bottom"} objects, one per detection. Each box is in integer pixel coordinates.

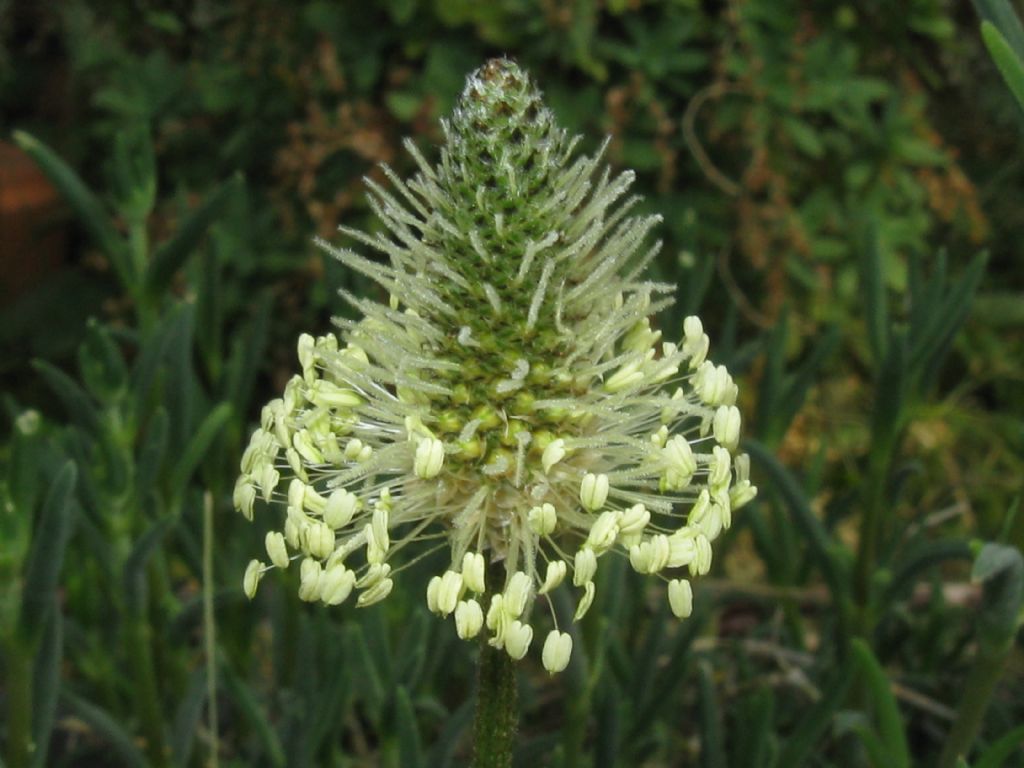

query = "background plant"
[{"left": 1, "top": 0, "right": 1021, "bottom": 766}]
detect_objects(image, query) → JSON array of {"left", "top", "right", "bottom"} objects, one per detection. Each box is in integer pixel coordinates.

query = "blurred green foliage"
[{"left": 1, "top": 0, "right": 1022, "bottom": 766}]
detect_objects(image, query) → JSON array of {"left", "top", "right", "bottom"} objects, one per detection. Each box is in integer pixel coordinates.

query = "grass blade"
[{"left": 20, "top": 461, "right": 76, "bottom": 643}]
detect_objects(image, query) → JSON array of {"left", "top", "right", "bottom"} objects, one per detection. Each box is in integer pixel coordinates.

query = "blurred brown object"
[{"left": 0, "top": 139, "right": 67, "bottom": 306}]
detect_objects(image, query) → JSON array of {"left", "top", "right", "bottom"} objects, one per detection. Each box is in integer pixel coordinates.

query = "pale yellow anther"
[
  {"left": 573, "top": 548, "right": 598, "bottom": 586},
  {"left": 690, "top": 534, "right": 713, "bottom": 577},
  {"left": 321, "top": 566, "right": 356, "bottom": 605},
  {"left": 285, "top": 447, "right": 307, "bottom": 482},
  {"left": 618, "top": 504, "right": 650, "bottom": 538},
  {"left": 730, "top": 480, "right": 757, "bottom": 510},
  {"left": 436, "top": 570, "right": 464, "bottom": 617},
  {"left": 539, "top": 560, "right": 567, "bottom": 595},
  {"left": 305, "top": 521, "right": 335, "bottom": 560},
  {"left": 605, "top": 360, "right": 645, "bottom": 392},
  {"left": 293, "top": 430, "right": 324, "bottom": 465},
  {"left": 455, "top": 599, "right": 484, "bottom": 639},
  {"left": 364, "top": 523, "right": 386, "bottom": 565},
  {"left": 708, "top": 446, "right": 732, "bottom": 490},
  {"left": 324, "top": 488, "right": 359, "bottom": 529},
  {"left": 688, "top": 489, "right": 712, "bottom": 527},
  {"left": 629, "top": 534, "right": 671, "bottom": 574},
  {"left": 503, "top": 572, "right": 532, "bottom": 618},
  {"left": 372, "top": 506, "right": 390, "bottom": 550},
  {"left": 667, "top": 527, "right": 698, "bottom": 569},
  {"left": 284, "top": 516, "right": 301, "bottom": 549},
  {"left": 668, "top": 578, "right": 693, "bottom": 618},
  {"left": 650, "top": 424, "right": 669, "bottom": 447},
  {"left": 309, "top": 380, "right": 363, "bottom": 409},
  {"left": 683, "top": 316, "right": 704, "bottom": 345},
  {"left": 243, "top": 560, "right": 263, "bottom": 599},
  {"left": 298, "top": 557, "right": 322, "bottom": 602},
  {"left": 574, "top": 581, "right": 596, "bottom": 621},
  {"left": 356, "top": 562, "right": 391, "bottom": 589},
  {"left": 233, "top": 478, "right": 256, "bottom": 521},
  {"left": 462, "top": 552, "right": 486, "bottom": 593},
  {"left": 586, "top": 510, "right": 620, "bottom": 553},
  {"left": 426, "top": 575, "right": 442, "bottom": 614},
  {"left": 713, "top": 405, "right": 741, "bottom": 452},
  {"left": 265, "top": 531, "right": 290, "bottom": 569},
  {"left": 356, "top": 577, "right": 394, "bottom": 607},
  {"left": 486, "top": 593, "right": 506, "bottom": 632},
  {"left": 414, "top": 437, "right": 445, "bottom": 479},
  {"left": 580, "top": 473, "right": 609, "bottom": 511},
  {"left": 287, "top": 478, "right": 305, "bottom": 510},
  {"left": 504, "top": 620, "right": 533, "bottom": 660},
  {"left": 257, "top": 463, "right": 280, "bottom": 502},
  {"left": 528, "top": 503, "right": 557, "bottom": 536},
  {"left": 542, "top": 630, "right": 573, "bottom": 674},
  {"left": 297, "top": 333, "right": 315, "bottom": 379},
  {"left": 662, "top": 435, "right": 697, "bottom": 491},
  {"left": 542, "top": 438, "right": 567, "bottom": 473}
]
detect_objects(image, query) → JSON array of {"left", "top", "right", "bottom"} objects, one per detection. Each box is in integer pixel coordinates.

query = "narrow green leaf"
[
  {"left": 170, "top": 402, "right": 232, "bottom": 492},
  {"left": 61, "top": 690, "right": 147, "bottom": 768},
  {"left": 594, "top": 676, "right": 623, "bottom": 768},
  {"left": 135, "top": 408, "right": 169, "bottom": 502},
  {"left": 20, "top": 462, "right": 76, "bottom": 643},
  {"left": 778, "top": 324, "right": 840, "bottom": 438},
  {"left": 426, "top": 699, "right": 472, "bottom": 768},
  {"left": 851, "top": 639, "right": 910, "bottom": 768},
  {"left": 854, "top": 725, "right": 895, "bottom": 767},
  {"left": 220, "top": 663, "right": 286, "bottom": 768},
  {"left": 111, "top": 124, "right": 156, "bottom": 222},
  {"left": 973, "top": 0, "right": 1024, "bottom": 60},
  {"left": 145, "top": 174, "right": 243, "bottom": 296},
  {"left": 123, "top": 517, "right": 175, "bottom": 613},
  {"left": 746, "top": 440, "right": 852, "bottom": 653},
  {"left": 908, "top": 253, "right": 986, "bottom": 393},
  {"left": 29, "top": 605, "right": 62, "bottom": 768},
  {"left": 395, "top": 609, "right": 429, "bottom": 689},
  {"left": 31, "top": 360, "right": 102, "bottom": 435},
  {"left": 171, "top": 666, "right": 207, "bottom": 768},
  {"left": 756, "top": 309, "right": 788, "bottom": 445},
  {"left": 773, "top": 658, "right": 854, "bottom": 767},
  {"left": 734, "top": 687, "right": 773, "bottom": 767},
  {"left": 224, "top": 292, "right": 271, "bottom": 412},
  {"left": 972, "top": 543, "right": 1024, "bottom": 650},
  {"left": 973, "top": 723, "right": 1024, "bottom": 768},
  {"left": 11, "top": 131, "right": 130, "bottom": 287},
  {"left": 697, "top": 661, "right": 725, "bottom": 768},
  {"left": 347, "top": 624, "right": 385, "bottom": 713},
  {"left": 982, "top": 20, "right": 1024, "bottom": 111},
  {"left": 870, "top": 331, "right": 907, "bottom": 452},
  {"left": 78, "top": 319, "right": 129, "bottom": 402},
  {"left": 395, "top": 686, "right": 423, "bottom": 768},
  {"left": 860, "top": 219, "right": 888, "bottom": 365},
  {"left": 885, "top": 539, "right": 972, "bottom": 605}
]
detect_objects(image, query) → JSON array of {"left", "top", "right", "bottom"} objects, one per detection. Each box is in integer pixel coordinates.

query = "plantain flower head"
[{"left": 234, "top": 58, "right": 756, "bottom": 672}]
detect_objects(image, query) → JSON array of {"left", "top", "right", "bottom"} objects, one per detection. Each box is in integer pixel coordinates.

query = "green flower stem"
[
  {"left": 126, "top": 609, "right": 169, "bottom": 768},
  {"left": 937, "top": 643, "right": 1014, "bottom": 768},
  {"left": 3, "top": 634, "right": 32, "bottom": 768},
  {"left": 473, "top": 637, "right": 518, "bottom": 768},
  {"left": 203, "top": 492, "right": 220, "bottom": 768},
  {"left": 853, "top": 439, "right": 896, "bottom": 638},
  {"left": 939, "top": 544, "right": 1023, "bottom": 768},
  {"left": 474, "top": 561, "right": 519, "bottom": 768}
]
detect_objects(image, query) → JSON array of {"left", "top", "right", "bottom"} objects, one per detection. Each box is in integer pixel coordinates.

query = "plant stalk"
[
  {"left": 472, "top": 637, "right": 518, "bottom": 768},
  {"left": 936, "top": 641, "right": 1013, "bottom": 768},
  {"left": 3, "top": 634, "right": 32, "bottom": 768}
]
